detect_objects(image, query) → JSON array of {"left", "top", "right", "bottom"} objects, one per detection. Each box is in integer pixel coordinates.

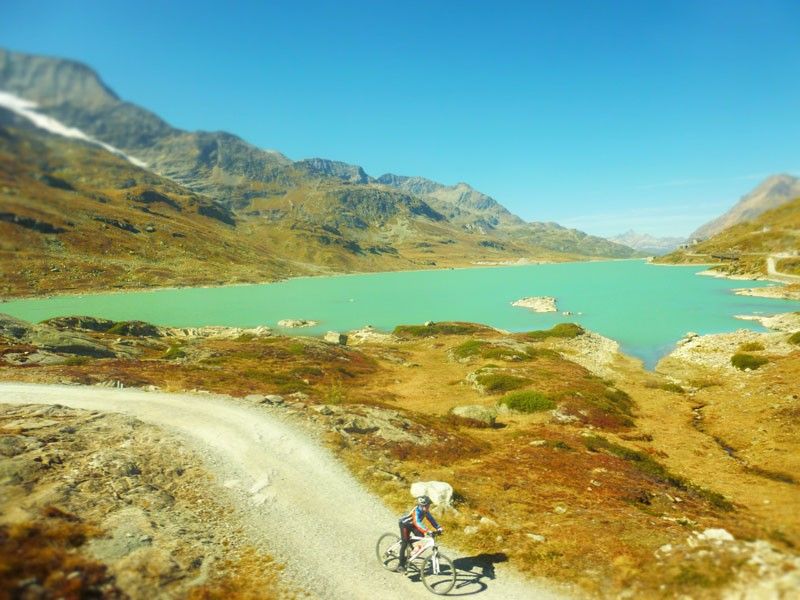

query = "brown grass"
[{"left": 0, "top": 507, "right": 124, "bottom": 599}]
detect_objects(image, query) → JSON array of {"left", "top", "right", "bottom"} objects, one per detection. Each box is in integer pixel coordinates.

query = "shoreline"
[{"left": 0, "top": 255, "right": 646, "bottom": 303}]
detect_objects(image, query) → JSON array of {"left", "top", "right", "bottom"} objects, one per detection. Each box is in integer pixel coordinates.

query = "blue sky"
[{"left": 2, "top": 0, "right": 799, "bottom": 237}]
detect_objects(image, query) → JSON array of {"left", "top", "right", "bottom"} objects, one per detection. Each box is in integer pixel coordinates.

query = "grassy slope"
[
  {"left": 658, "top": 197, "right": 800, "bottom": 276},
  {"left": 0, "top": 124, "right": 306, "bottom": 297}
]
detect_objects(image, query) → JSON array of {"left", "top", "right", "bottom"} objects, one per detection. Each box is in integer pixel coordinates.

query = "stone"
[
  {"left": 28, "top": 329, "right": 116, "bottom": 358},
  {"left": 700, "top": 528, "right": 735, "bottom": 542},
  {"left": 410, "top": 481, "right": 453, "bottom": 506},
  {"left": 511, "top": 296, "right": 557, "bottom": 312},
  {"left": 43, "top": 316, "right": 117, "bottom": 332},
  {"left": 2, "top": 351, "right": 65, "bottom": 366},
  {"left": 0, "top": 313, "right": 33, "bottom": 339},
  {"left": 551, "top": 407, "right": 579, "bottom": 424},
  {"left": 278, "top": 319, "right": 318, "bottom": 328},
  {"left": 526, "top": 533, "right": 546, "bottom": 543},
  {"left": 464, "top": 525, "right": 479, "bottom": 535},
  {"left": 263, "top": 395, "right": 285, "bottom": 405},
  {"left": 451, "top": 405, "right": 497, "bottom": 426},
  {"left": 479, "top": 516, "right": 498, "bottom": 528},
  {"left": 554, "top": 505, "right": 567, "bottom": 514},
  {"left": 324, "top": 331, "right": 348, "bottom": 345}
]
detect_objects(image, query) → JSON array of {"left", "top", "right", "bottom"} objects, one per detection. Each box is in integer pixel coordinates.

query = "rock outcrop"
[
  {"left": 511, "top": 296, "right": 557, "bottom": 312},
  {"left": 278, "top": 319, "right": 318, "bottom": 328}
]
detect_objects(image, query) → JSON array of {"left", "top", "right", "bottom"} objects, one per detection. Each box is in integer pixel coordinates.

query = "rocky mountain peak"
[
  {"left": 295, "top": 158, "right": 372, "bottom": 184},
  {"left": 691, "top": 173, "right": 800, "bottom": 240},
  {"left": 0, "top": 48, "right": 118, "bottom": 109}
]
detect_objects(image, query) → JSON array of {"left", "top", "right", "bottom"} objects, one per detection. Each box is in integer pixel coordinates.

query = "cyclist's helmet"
[{"left": 417, "top": 495, "right": 432, "bottom": 507}]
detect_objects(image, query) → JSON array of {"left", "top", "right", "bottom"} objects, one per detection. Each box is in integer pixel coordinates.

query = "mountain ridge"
[
  {"left": 0, "top": 47, "right": 640, "bottom": 298},
  {"left": 690, "top": 174, "right": 800, "bottom": 240},
  {"left": 608, "top": 230, "right": 685, "bottom": 255}
]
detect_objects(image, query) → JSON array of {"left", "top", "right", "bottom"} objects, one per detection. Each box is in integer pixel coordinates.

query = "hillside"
[
  {"left": 2, "top": 315, "right": 799, "bottom": 598},
  {"left": 659, "top": 196, "right": 800, "bottom": 277},
  {"left": 0, "top": 48, "right": 640, "bottom": 297},
  {"left": 691, "top": 174, "right": 800, "bottom": 240}
]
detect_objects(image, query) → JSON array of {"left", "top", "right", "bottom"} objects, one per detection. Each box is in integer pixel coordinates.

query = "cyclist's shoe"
[{"left": 396, "top": 564, "right": 406, "bottom": 574}]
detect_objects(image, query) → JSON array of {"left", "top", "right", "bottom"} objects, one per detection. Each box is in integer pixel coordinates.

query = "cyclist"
[{"left": 397, "top": 495, "right": 443, "bottom": 573}]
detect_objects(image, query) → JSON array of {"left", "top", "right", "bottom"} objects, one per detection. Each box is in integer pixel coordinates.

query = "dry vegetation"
[{"left": 3, "top": 318, "right": 798, "bottom": 598}]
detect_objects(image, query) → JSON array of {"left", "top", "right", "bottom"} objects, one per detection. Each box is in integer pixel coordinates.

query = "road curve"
[{"left": 0, "top": 382, "right": 572, "bottom": 600}]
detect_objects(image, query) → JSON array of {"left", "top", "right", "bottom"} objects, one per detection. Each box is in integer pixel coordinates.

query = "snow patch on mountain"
[{"left": 0, "top": 90, "right": 147, "bottom": 168}]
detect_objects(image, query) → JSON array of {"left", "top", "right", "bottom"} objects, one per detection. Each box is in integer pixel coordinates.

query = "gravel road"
[{"left": 0, "top": 382, "right": 572, "bottom": 600}]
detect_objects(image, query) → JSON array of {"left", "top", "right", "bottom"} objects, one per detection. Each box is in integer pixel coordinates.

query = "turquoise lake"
[{"left": 3, "top": 260, "right": 799, "bottom": 369}]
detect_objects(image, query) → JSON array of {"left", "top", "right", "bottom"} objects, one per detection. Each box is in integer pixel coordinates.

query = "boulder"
[
  {"left": 278, "top": 319, "right": 318, "bottom": 328},
  {"left": 511, "top": 296, "right": 557, "bottom": 312},
  {"left": 106, "top": 320, "right": 161, "bottom": 337},
  {"left": 27, "top": 329, "right": 116, "bottom": 358},
  {"left": 451, "top": 405, "right": 497, "bottom": 426},
  {"left": 0, "top": 313, "right": 33, "bottom": 339},
  {"left": 324, "top": 331, "right": 348, "bottom": 345},
  {"left": 2, "top": 351, "right": 65, "bottom": 366},
  {"left": 699, "top": 528, "right": 735, "bottom": 542},
  {"left": 410, "top": 481, "right": 453, "bottom": 507},
  {"left": 42, "top": 316, "right": 116, "bottom": 332},
  {"left": 347, "top": 326, "right": 393, "bottom": 345}
]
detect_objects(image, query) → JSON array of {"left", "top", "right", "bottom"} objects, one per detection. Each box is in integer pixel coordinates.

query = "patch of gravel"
[{"left": 550, "top": 331, "right": 621, "bottom": 378}]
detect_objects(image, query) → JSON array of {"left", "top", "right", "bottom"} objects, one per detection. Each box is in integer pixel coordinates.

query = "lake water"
[{"left": 3, "top": 260, "right": 799, "bottom": 368}]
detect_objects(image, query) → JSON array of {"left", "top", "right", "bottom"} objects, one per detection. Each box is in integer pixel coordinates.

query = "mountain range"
[
  {"left": 607, "top": 230, "right": 685, "bottom": 255},
  {"left": 0, "top": 48, "right": 644, "bottom": 297}
]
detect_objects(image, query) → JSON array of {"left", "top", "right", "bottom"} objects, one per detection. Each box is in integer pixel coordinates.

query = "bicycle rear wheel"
[
  {"left": 376, "top": 533, "right": 402, "bottom": 571},
  {"left": 421, "top": 552, "right": 456, "bottom": 595}
]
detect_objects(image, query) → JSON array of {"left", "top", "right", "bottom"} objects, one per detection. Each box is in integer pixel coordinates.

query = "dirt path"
[
  {"left": 767, "top": 253, "right": 800, "bottom": 281},
  {"left": 0, "top": 382, "right": 571, "bottom": 600}
]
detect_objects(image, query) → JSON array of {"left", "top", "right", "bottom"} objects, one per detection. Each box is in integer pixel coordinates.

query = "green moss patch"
[
  {"left": 475, "top": 373, "right": 531, "bottom": 393},
  {"left": 393, "top": 322, "right": 490, "bottom": 338},
  {"left": 731, "top": 353, "right": 768, "bottom": 370},
  {"left": 521, "top": 323, "right": 584, "bottom": 341},
  {"left": 644, "top": 380, "right": 685, "bottom": 394},
  {"left": 499, "top": 391, "right": 555, "bottom": 413},
  {"left": 738, "top": 341, "right": 765, "bottom": 352},
  {"left": 453, "top": 339, "right": 488, "bottom": 359}
]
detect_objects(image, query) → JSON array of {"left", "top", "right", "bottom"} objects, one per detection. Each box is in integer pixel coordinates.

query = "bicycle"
[{"left": 376, "top": 530, "right": 456, "bottom": 595}]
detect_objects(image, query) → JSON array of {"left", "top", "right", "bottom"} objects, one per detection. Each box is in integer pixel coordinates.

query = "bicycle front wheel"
[
  {"left": 376, "top": 533, "right": 402, "bottom": 571},
  {"left": 421, "top": 552, "right": 456, "bottom": 595}
]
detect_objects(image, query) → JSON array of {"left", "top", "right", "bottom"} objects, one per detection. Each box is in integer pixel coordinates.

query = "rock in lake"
[
  {"left": 278, "top": 319, "right": 318, "bottom": 328},
  {"left": 511, "top": 296, "right": 557, "bottom": 312}
]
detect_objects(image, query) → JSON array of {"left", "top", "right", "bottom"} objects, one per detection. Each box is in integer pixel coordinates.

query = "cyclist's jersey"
[{"left": 400, "top": 506, "right": 440, "bottom": 535}]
